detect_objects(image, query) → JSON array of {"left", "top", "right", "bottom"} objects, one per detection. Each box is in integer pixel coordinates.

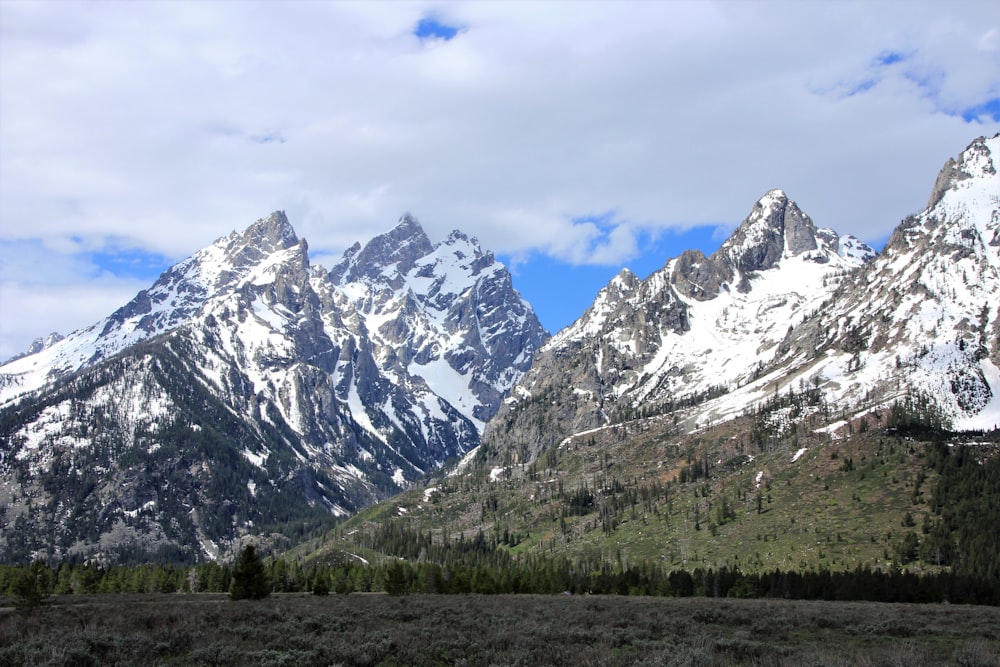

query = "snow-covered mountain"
[
  {"left": 768, "top": 134, "right": 1000, "bottom": 431},
  {"left": 0, "top": 213, "right": 547, "bottom": 563},
  {"left": 481, "top": 187, "right": 874, "bottom": 462},
  {"left": 482, "top": 135, "right": 1000, "bottom": 464}
]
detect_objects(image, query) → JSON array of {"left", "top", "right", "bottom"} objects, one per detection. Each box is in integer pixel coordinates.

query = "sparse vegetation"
[{"left": 310, "top": 411, "right": 1000, "bottom": 604}]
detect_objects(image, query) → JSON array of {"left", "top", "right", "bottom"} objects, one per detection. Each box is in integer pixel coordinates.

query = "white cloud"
[{"left": 1, "top": 0, "right": 998, "bottom": 353}]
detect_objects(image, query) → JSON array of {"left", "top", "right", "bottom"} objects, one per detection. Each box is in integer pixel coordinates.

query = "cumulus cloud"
[{"left": 1, "top": 0, "right": 998, "bottom": 352}]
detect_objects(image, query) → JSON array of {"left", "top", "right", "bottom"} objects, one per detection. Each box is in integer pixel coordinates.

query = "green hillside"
[{"left": 296, "top": 398, "right": 1000, "bottom": 596}]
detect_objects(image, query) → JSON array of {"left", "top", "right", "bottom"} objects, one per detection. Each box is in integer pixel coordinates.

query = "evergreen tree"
[
  {"left": 384, "top": 560, "right": 408, "bottom": 596},
  {"left": 311, "top": 573, "right": 330, "bottom": 596},
  {"left": 12, "top": 562, "right": 52, "bottom": 612},
  {"left": 229, "top": 545, "right": 270, "bottom": 600}
]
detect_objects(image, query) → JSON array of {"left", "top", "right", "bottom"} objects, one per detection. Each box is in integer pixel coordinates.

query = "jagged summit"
[
  {"left": 669, "top": 190, "right": 873, "bottom": 301},
  {"left": 326, "top": 214, "right": 548, "bottom": 427},
  {"left": 927, "top": 134, "right": 999, "bottom": 210},
  {"left": 329, "top": 213, "right": 434, "bottom": 286},
  {"left": 778, "top": 133, "right": 1000, "bottom": 431},
  {"left": 237, "top": 210, "right": 299, "bottom": 252},
  {"left": 3, "top": 332, "right": 64, "bottom": 364},
  {"left": 716, "top": 190, "right": 827, "bottom": 289}
]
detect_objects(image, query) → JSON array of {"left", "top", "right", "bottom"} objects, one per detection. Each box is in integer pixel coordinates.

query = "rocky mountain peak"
[
  {"left": 237, "top": 210, "right": 299, "bottom": 253},
  {"left": 726, "top": 189, "right": 818, "bottom": 256},
  {"left": 756, "top": 187, "right": 789, "bottom": 214},
  {"left": 712, "top": 190, "right": 823, "bottom": 292},
  {"left": 0, "top": 208, "right": 548, "bottom": 563},
  {"left": 885, "top": 134, "right": 999, "bottom": 258},
  {"left": 444, "top": 228, "right": 473, "bottom": 245},
  {"left": 486, "top": 176, "right": 890, "bottom": 464},
  {"left": 927, "top": 134, "right": 998, "bottom": 210},
  {"left": 770, "top": 134, "right": 1000, "bottom": 432},
  {"left": 439, "top": 228, "right": 480, "bottom": 256},
  {"left": 329, "top": 213, "right": 434, "bottom": 286},
  {"left": 670, "top": 190, "right": 830, "bottom": 300}
]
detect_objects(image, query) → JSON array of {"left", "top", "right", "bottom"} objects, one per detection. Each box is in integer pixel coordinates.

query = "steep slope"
[
  {"left": 326, "top": 216, "right": 544, "bottom": 428},
  {"left": 328, "top": 410, "right": 996, "bottom": 579},
  {"left": 0, "top": 213, "right": 304, "bottom": 399},
  {"left": 0, "top": 213, "right": 547, "bottom": 563},
  {"left": 769, "top": 134, "right": 1000, "bottom": 431},
  {"left": 482, "top": 189, "right": 875, "bottom": 463}
]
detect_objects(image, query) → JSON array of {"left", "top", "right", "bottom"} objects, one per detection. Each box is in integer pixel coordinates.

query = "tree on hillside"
[{"left": 229, "top": 545, "right": 270, "bottom": 600}]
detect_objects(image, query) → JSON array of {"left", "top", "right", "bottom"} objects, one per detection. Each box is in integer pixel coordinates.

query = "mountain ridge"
[
  {"left": 0, "top": 212, "right": 547, "bottom": 563},
  {"left": 481, "top": 184, "right": 880, "bottom": 464},
  {"left": 482, "top": 135, "right": 999, "bottom": 471}
]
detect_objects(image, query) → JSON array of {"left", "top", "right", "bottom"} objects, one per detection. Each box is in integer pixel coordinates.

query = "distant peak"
[
  {"left": 397, "top": 212, "right": 423, "bottom": 231},
  {"left": 732, "top": 189, "right": 798, "bottom": 237},
  {"left": 385, "top": 213, "right": 433, "bottom": 249},
  {"left": 601, "top": 267, "right": 640, "bottom": 296},
  {"left": 716, "top": 190, "right": 822, "bottom": 285},
  {"left": 387, "top": 213, "right": 431, "bottom": 245},
  {"left": 241, "top": 210, "right": 299, "bottom": 252},
  {"left": 5, "top": 332, "right": 65, "bottom": 363},
  {"left": 614, "top": 267, "right": 638, "bottom": 282},
  {"left": 445, "top": 229, "right": 474, "bottom": 245},
  {"left": 927, "top": 135, "right": 999, "bottom": 209},
  {"left": 330, "top": 213, "right": 434, "bottom": 285}
]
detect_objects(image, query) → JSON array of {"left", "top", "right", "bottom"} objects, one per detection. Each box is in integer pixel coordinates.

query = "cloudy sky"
[{"left": 1, "top": 0, "right": 998, "bottom": 359}]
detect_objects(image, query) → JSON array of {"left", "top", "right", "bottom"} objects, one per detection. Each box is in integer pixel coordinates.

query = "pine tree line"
[{"left": 3, "top": 556, "right": 996, "bottom": 605}]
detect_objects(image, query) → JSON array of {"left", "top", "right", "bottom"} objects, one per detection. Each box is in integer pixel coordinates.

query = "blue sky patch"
[
  {"left": 0, "top": 238, "right": 172, "bottom": 286},
  {"left": 501, "top": 225, "right": 724, "bottom": 334},
  {"left": 90, "top": 246, "right": 172, "bottom": 281},
  {"left": 876, "top": 51, "right": 905, "bottom": 66},
  {"left": 961, "top": 98, "right": 1000, "bottom": 123},
  {"left": 414, "top": 16, "right": 460, "bottom": 41},
  {"left": 846, "top": 79, "right": 878, "bottom": 97}
]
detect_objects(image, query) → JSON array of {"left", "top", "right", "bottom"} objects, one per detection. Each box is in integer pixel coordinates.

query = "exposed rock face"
[
  {"left": 671, "top": 250, "right": 728, "bottom": 300},
  {"left": 0, "top": 212, "right": 547, "bottom": 563},
  {"left": 328, "top": 213, "right": 433, "bottom": 287},
  {"left": 672, "top": 189, "right": 860, "bottom": 300}
]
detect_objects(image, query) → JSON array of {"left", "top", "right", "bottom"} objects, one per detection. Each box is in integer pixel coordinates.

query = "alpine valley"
[
  {"left": 312, "top": 135, "right": 1000, "bottom": 582},
  {"left": 2, "top": 135, "right": 999, "bottom": 575}
]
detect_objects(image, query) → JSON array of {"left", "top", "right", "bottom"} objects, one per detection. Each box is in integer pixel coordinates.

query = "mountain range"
[
  {"left": 482, "top": 136, "right": 999, "bottom": 469},
  {"left": 0, "top": 213, "right": 546, "bottom": 562},
  {"left": 1, "top": 133, "right": 997, "bottom": 565}
]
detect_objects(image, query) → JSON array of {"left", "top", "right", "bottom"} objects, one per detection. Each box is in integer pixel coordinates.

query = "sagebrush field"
[{"left": 1, "top": 593, "right": 998, "bottom": 666}]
